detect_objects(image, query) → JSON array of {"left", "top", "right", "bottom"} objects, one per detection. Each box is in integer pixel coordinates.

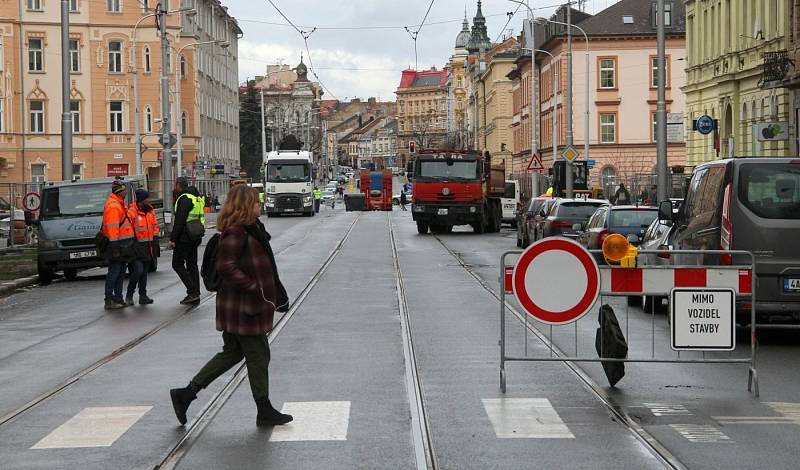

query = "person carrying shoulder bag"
[{"left": 169, "top": 185, "right": 292, "bottom": 428}]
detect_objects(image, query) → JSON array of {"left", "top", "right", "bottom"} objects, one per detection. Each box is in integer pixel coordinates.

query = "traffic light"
[{"left": 409, "top": 141, "right": 416, "bottom": 154}]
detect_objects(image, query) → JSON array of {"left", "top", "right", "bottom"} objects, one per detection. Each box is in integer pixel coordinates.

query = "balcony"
[{"left": 760, "top": 50, "right": 794, "bottom": 89}]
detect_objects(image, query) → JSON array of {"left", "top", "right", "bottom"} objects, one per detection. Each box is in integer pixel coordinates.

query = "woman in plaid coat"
[{"left": 169, "top": 185, "right": 293, "bottom": 428}]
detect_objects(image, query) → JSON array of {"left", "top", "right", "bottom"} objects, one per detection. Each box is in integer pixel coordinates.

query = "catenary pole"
[
  {"left": 60, "top": 0, "right": 73, "bottom": 181},
  {"left": 656, "top": 0, "right": 668, "bottom": 202},
  {"left": 159, "top": 4, "right": 173, "bottom": 225},
  {"left": 565, "top": 4, "right": 573, "bottom": 198}
]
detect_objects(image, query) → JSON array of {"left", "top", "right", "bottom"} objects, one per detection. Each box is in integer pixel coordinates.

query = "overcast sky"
[{"left": 226, "top": 0, "right": 621, "bottom": 101}]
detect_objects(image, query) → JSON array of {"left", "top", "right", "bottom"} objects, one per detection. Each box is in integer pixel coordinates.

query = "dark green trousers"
[{"left": 193, "top": 332, "right": 270, "bottom": 400}]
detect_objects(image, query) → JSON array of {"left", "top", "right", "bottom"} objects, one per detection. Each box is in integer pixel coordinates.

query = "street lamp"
[
  {"left": 535, "top": 15, "right": 590, "bottom": 199},
  {"left": 131, "top": 7, "right": 195, "bottom": 177},
  {"left": 174, "top": 40, "right": 229, "bottom": 177}
]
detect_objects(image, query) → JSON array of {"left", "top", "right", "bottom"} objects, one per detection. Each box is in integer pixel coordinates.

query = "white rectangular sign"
[{"left": 671, "top": 288, "right": 735, "bottom": 351}]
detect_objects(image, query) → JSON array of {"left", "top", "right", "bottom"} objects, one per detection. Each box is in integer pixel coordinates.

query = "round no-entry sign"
[
  {"left": 513, "top": 237, "right": 600, "bottom": 325},
  {"left": 23, "top": 192, "right": 40, "bottom": 211}
]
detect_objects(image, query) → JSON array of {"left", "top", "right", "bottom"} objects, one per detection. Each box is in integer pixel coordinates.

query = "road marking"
[
  {"left": 765, "top": 402, "right": 800, "bottom": 424},
  {"left": 31, "top": 406, "right": 152, "bottom": 449},
  {"left": 643, "top": 403, "right": 692, "bottom": 416},
  {"left": 269, "top": 401, "right": 350, "bottom": 442},
  {"left": 482, "top": 398, "right": 574, "bottom": 439},
  {"left": 670, "top": 424, "right": 733, "bottom": 443}
]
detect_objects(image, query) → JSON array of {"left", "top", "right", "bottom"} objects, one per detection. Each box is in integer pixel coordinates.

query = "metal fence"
[
  {"left": 0, "top": 182, "right": 44, "bottom": 247},
  {"left": 499, "top": 248, "right": 759, "bottom": 396},
  {"left": 145, "top": 178, "right": 232, "bottom": 206}
]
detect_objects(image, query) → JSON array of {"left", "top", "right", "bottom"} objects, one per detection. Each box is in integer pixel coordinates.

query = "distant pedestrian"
[
  {"left": 613, "top": 183, "right": 631, "bottom": 205},
  {"left": 400, "top": 191, "right": 408, "bottom": 211},
  {"left": 171, "top": 177, "right": 205, "bottom": 305},
  {"left": 170, "top": 185, "right": 293, "bottom": 428},
  {"left": 126, "top": 189, "right": 159, "bottom": 306},
  {"left": 101, "top": 181, "right": 135, "bottom": 310},
  {"left": 649, "top": 185, "right": 658, "bottom": 206}
]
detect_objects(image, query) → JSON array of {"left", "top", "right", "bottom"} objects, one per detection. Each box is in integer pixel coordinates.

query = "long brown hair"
[{"left": 217, "top": 185, "right": 259, "bottom": 232}]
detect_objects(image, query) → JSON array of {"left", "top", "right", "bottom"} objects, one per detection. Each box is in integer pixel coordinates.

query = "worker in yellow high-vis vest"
[
  {"left": 312, "top": 186, "right": 322, "bottom": 213},
  {"left": 171, "top": 177, "right": 205, "bottom": 305}
]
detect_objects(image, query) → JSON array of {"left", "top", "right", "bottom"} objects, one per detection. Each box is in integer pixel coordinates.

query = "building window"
[
  {"left": 651, "top": 112, "right": 658, "bottom": 142},
  {"left": 28, "top": 38, "right": 43, "bottom": 72},
  {"left": 68, "top": 39, "right": 80, "bottom": 73},
  {"left": 31, "top": 163, "right": 46, "bottom": 183},
  {"left": 109, "top": 101, "right": 123, "bottom": 133},
  {"left": 650, "top": 56, "right": 670, "bottom": 88},
  {"left": 181, "top": 112, "right": 187, "bottom": 135},
  {"left": 143, "top": 47, "right": 151, "bottom": 73},
  {"left": 72, "top": 164, "right": 82, "bottom": 180},
  {"left": 600, "top": 113, "right": 616, "bottom": 143},
  {"left": 69, "top": 0, "right": 78, "bottom": 12},
  {"left": 652, "top": 1, "right": 673, "bottom": 27},
  {"left": 27, "top": 0, "right": 42, "bottom": 10},
  {"left": 0, "top": 100, "right": 3, "bottom": 132},
  {"left": 144, "top": 106, "right": 152, "bottom": 133},
  {"left": 599, "top": 58, "right": 615, "bottom": 89},
  {"left": 70, "top": 100, "right": 80, "bottom": 133},
  {"left": 108, "top": 40, "right": 122, "bottom": 73},
  {"left": 180, "top": 56, "right": 186, "bottom": 79},
  {"left": 107, "top": 0, "right": 121, "bottom": 13},
  {"left": 30, "top": 100, "right": 44, "bottom": 133}
]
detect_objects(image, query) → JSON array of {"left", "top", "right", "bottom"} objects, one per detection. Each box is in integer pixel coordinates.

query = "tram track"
[
  {"left": 0, "top": 213, "right": 335, "bottom": 430},
  {"left": 153, "top": 213, "right": 361, "bottom": 470},
  {"left": 388, "top": 215, "right": 438, "bottom": 470},
  {"left": 430, "top": 233, "right": 688, "bottom": 470}
]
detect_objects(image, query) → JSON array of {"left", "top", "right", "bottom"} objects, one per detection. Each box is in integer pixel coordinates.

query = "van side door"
[{"left": 674, "top": 165, "right": 727, "bottom": 252}]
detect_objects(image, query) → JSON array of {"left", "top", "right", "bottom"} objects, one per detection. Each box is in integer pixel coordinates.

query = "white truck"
[{"left": 263, "top": 151, "right": 314, "bottom": 216}]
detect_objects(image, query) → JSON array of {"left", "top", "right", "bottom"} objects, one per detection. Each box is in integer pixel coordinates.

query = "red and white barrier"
[{"left": 598, "top": 267, "right": 752, "bottom": 295}]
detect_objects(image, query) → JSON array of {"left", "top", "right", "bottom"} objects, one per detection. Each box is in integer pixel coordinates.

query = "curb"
[{"left": 0, "top": 274, "right": 39, "bottom": 297}]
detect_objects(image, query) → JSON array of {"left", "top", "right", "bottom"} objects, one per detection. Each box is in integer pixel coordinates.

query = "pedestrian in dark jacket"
[
  {"left": 399, "top": 191, "right": 408, "bottom": 211},
  {"left": 613, "top": 183, "right": 632, "bottom": 206},
  {"left": 169, "top": 185, "right": 292, "bottom": 428},
  {"left": 171, "top": 177, "right": 203, "bottom": 304}
]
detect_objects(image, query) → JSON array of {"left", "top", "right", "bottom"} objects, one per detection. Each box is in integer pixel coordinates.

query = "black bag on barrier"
[{"left": 595, "top": 304, "right": 628, "bottom": 387}]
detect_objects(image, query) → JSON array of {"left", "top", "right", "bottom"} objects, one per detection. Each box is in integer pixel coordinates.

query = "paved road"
[{"left": 0, "top": 204, "right": 797, "bottom": 469}]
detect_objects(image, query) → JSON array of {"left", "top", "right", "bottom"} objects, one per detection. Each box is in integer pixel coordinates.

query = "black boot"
[
  {"left": 170, "top": 381, "right": 201, "bottom": 425},
  {"left": 256, "top": 398, "right": 293, "bottom": 427}
]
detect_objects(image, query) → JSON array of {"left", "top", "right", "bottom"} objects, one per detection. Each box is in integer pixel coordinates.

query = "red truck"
[
  {"left": 409, "top": 149, "right": 505, "bottom": 234},
  {"left": 360, "top": 169, "right": 393, "bottom": 211}
]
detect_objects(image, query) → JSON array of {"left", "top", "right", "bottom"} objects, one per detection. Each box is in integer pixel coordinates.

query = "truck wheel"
[
  {"left": 416, "top": 221, "right": 429, "bottom": 235},
  {"left": 472, "top": 222, "right": 485, "bottom": 234},
  {"left": 64, "top": 269, "right": 78, "bottom": 281},
  {"left": 37, "top": 262, "right": 53, "bottom": 286},
  {"left": 444, "top": 225, "right": 453, "bottom": 233}
]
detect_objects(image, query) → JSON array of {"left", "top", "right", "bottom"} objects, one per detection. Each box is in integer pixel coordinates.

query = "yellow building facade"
[{"left": 684, "top": 0, "right": 791, "bottom": 165}]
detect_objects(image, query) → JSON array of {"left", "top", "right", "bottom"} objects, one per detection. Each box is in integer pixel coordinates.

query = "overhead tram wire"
[
  {"left": 262, "top": 0, "right": 339, "bottom": 100},
  {"left": 495, "top": 2, "right": 523, "bottom": 44},
  {"left": 404, "top": 0, "right": 436, "bottom": 70}
]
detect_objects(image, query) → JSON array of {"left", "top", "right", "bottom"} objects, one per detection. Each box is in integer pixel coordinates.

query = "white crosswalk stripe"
[
  {"left": 482, "top": 398, "right": 574, "bottom": 439},
  {"left": 31, "top": 406, "right": 152, "bottom": 449},
  {"left": 269, "top": 401, "right": 351, "bottom": 442},
  {"left": 670, "top": 424, "right": 733, "bottom": 443}
]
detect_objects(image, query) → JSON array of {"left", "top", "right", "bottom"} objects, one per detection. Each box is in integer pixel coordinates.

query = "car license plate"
[
  {"left": 284, "top": 209, "right": 294, "bottom": 212},
  {"left": 438, "top": 208, "right": 448, "bottom": 215},
  {"left": 784, "top": 278, "right": 800, "bottom": 292},
  {"left": 69, "top": 250, "right": 96, "bottom": 259}
]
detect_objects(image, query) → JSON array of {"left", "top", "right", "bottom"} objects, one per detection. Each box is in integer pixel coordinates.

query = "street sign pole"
[
  {"left": 60, "top": 0, "right": 73, "bottom": 182},
  {"left": 565, "top": 6, "right": 574, "bottom": 199},
  {"left": 656, "top": 0, "right": 668, "bottom": 203}
]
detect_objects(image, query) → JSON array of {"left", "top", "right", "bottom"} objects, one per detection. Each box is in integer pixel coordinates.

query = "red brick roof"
[{"left": 398, "top": 68, "right": 449, "bottom": 89}]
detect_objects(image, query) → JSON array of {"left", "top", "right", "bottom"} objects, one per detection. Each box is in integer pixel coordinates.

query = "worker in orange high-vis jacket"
[
  {"left": 102, "top": 181, "right": 135, "bottom": 310},
  {"left": 125, "top": 189, "right": 160, "bottom": 306}
]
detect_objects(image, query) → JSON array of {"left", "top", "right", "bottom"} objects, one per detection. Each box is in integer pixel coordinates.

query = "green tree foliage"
[{"left": 239, "top": 80, "right": 264, "bottom": 180}]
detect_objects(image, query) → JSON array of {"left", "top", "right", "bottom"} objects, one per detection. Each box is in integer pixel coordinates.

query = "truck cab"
[
  {"left": 263, "top": 151, "right": 314, "bottom": 216},
  {"left": 36, "top": 176, "right": 147, "bottom": 285},
  {"left": 410, "top": 150, "right": 504, "bottom": 234}
]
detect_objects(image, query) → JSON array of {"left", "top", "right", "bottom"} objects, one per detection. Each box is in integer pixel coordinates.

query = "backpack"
[
  {"left": 200, "top": 231, "right": 250, "bottom": 292},
  {"left": 201, "top": 233, "right": 222, "bottom": 291}
]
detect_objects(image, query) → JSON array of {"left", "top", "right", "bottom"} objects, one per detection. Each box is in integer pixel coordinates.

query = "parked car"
[
  {"left": 578, "top": 206, "right": 659, "bottom": 250},
  {"left": 515, "top": 197, "right": 549, "bottom": 247},
  {"left": 529, "top": 198, "right": 559, "bottom": 242},
  {"left": 636, "top": 216, "right": 680, "bottom": 311},
  {"left": 662, "top": 157, "right": 800, "bottom": 325},
  {"left": 539, "top": 198, "right": 608, "bottom": 240},
  {"left": 321, "top": 190, "right": 336, "bottom": 205}
]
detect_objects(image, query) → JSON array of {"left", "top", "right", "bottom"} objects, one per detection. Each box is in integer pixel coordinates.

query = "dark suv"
[{"left": 662, "top": 158, "right": 800, "bottom": 325}]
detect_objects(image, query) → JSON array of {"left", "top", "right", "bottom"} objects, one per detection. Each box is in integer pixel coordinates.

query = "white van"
[{"left": 501, "top": 180, "right": 520, "bottom": 227}]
